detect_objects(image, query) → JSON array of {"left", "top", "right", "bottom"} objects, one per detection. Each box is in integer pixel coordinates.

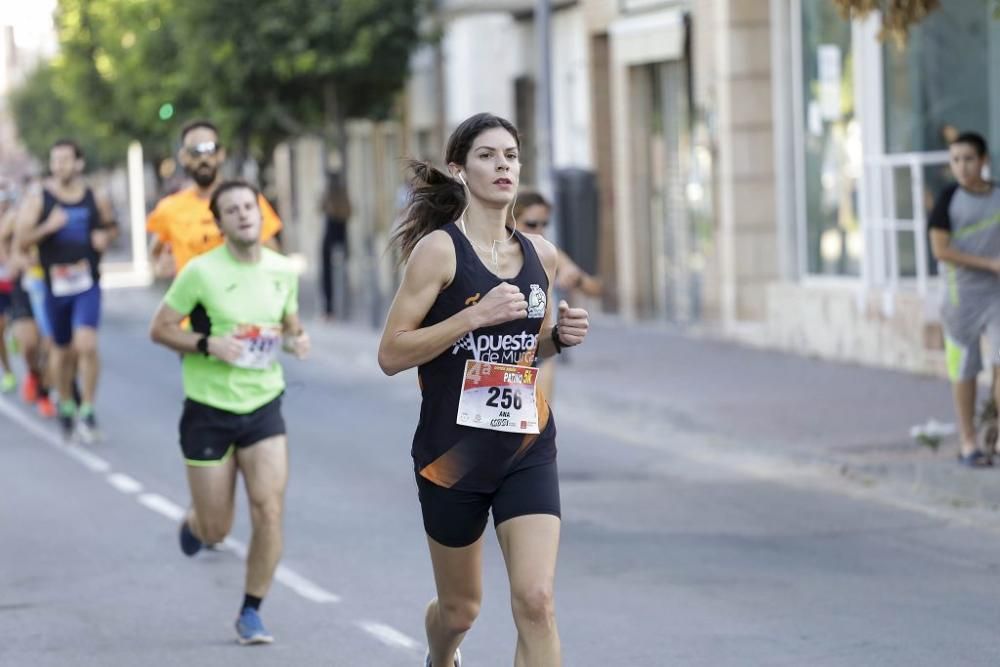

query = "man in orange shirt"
[{"left": 148, "top": 120, "right": 282, "bottom": 278}]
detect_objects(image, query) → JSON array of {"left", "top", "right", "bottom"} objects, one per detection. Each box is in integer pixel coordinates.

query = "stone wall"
[{"left": 764, "top": 283, "right": 948, "bottom": 377}]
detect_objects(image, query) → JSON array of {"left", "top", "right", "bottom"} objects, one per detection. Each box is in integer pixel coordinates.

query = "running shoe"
[
  {"left": 0, "top": 372, "right": 15, "bottom": 394},
  {"left": 21, "top": 373, "right": 38, "bottom": 403},
  {"left": 179, "top": 520, "right": 203, "bottom": 557},
  {"left": 57, "top": 406, "right": 75, "bottom": 442},
  {"left": 36, "top": 395, "right": 56, "bottom": 419},
  {"left": 75, "top": 410, "right": 100, "bottom": 445},
  {"left": 235, "top": 607, "right": 274, "bottom": 645},
  {"left": 424, "top": 648, "right": 462, "bottom": 666}
]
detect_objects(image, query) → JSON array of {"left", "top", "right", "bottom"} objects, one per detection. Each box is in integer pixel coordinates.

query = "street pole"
[
  {"left": 534, "top": 0, "right": 569, "bottom": 363},
  {"left": 534, "top": 0, "right": 560, "bottom": 250},
  {"left": 127, "top": 141, "right": 149, "bottom": 284}
]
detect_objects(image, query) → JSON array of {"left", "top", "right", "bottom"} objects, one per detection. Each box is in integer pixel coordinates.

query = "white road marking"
[
  {"left": 358, "top": 621, "right": 421, "bottom": 651},
  {"left": 137, "top": 493, "right": 186, "bottom": 521},
  {"left": 222, "top": 536, "right": 248, "bottom": 559},
  {"left": 0, "top": 393, "right": 413, "bottom": 651},
  {"left": 0, "top": 395, "right": 110, "bottom": 472},
  {"left": 275, "top": 565, "right": 341, "bottom": 603},
  {"left": 107, "top": 472, "right": 143, "bottom": 494},
  {"left": 62, "top": 445, "right": 112, "bottom": 473}
]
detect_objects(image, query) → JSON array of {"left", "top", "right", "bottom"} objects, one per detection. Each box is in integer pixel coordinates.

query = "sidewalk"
[
  {"left": 105, "top": 286, "right": 1000, "bottom": 522},
  {"left": 549, "top": 318, "right": 1000, "bottom": 515}
]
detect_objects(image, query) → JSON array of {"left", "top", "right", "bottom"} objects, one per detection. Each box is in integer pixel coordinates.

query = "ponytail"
[
  {"left": 392, "top": 113, "right": 521, "bottom": 264},
  {"left": 392, "top": 160, "right": 466, "bottom": 264}
]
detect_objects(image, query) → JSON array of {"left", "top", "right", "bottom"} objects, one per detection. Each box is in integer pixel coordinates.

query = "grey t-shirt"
[{"left": 929, "top": 183, "right": 1000, "bottom": 301}]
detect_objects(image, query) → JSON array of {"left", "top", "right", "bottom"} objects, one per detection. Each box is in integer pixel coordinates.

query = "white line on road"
[
  {"left": 358, "top": 621, "right": 421, "bottom": 651},
  {"left": 222, "top": 536, "right": 248, "bottom": 559},
  {"left": 64, "top": 446, "right": 112, "bottom": 473},
  {"left": 0, "top": 393, "right": 409, "bottom": 651},
  {"left": 107, "top": 472, "right": 143, "bottom": 494},
  {"left": 0, "top": 395, "right": 111, "bottom": 472},
  {"left": 276, "top": 565, "right": 342, "bottom": 603},
  {"left": 137, "top": 493, "right": 186, "bottom": 521}
]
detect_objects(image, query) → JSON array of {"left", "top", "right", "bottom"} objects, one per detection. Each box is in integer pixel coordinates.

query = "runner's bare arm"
[
  {"left": 527, "top": 234, "right": 589, "bottom": 359},
  {"left": 91, "top": 191, "right": 119, "bottom": 252},
  {"left": 96, "top": 191, "right": 119, "bottom": 234},
  {"left": 15, "top": 190, "right": 60, "bottom": 251},
  {"left": 930, "top": 228, "right": 1000, "bottom": 274},
  {"left": 281, "top": 311, "right": 309, "bottom": 359},
  {"left": 149, "top": 235, "right": 165, "bottom": 258},
  {"left": 149, "top": 301, "right": 244, "bottom": 361},
  {"left": 378, "top": 231, "right": 461, "bottom": 375},
  {"left": 0, "top": 209, "right": 13, "bottom": 260},
  {"left": 149, "top": 303, "right": 204, "bottom": 354},
  {"left": 556, "top": 248, "right": 603, "bottom": 297},
  {"left": 0, "top": 208, "right": 12, "bottom": 240}
]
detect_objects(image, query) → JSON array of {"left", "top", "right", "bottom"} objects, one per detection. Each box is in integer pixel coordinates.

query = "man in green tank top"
[{"left": 149, "top": 180, "right": 309, "bottom": 645}]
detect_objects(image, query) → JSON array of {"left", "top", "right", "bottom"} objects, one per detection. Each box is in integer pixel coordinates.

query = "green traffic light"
[{"left": 159, "top": 103, "right": 174, "bottom": 120}]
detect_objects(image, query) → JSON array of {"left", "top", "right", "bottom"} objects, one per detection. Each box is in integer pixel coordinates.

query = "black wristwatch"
[
  {"left": 551, "top": 325, "right": 564, "bottom": 354},
  {"left": 196, "top": 335, "right": 210, "bottom": 357}
]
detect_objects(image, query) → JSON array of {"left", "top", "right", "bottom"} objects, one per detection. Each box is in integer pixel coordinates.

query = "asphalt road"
[{"left": 1, "top": 288, "right": 998, "bottom": 667}]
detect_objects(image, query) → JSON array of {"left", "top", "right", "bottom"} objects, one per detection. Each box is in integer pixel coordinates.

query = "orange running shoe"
[
  {"left": 36, "top": 395, "right": 56, "bottom": 419},
  {"left": 21, "top": 372, "right": 39, "bottom": 404}
]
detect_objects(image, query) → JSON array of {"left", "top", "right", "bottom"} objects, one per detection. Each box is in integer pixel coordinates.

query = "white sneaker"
[
  {"left": 424, "top": 648, "right": 461, "bottom": 667},
  {"left": 75, "top": 413, "right": 100, "bottom": 445}
]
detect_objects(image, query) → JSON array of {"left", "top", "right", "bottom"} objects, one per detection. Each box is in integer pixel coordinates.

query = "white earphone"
[{"left": 457, "top": 172, "right": 467, "bottom": 186}]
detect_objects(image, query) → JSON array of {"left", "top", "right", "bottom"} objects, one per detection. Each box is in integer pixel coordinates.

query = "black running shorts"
[
  {"left": 179, "top": 394, "right": 286, "bottom": 466},
  {"left": 9, "top": 282, "right": 33, "bottom": 321},
  {"left": 416, "top": 460, "right": 561, "bottom": 548}
]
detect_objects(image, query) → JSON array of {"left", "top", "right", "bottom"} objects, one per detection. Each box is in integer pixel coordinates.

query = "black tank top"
[
  {"left": 412, "top": 223, "right": 557, "bottom": 491},
  {"left": 37, "top": 187, "right": 102, "bottom": 289}
]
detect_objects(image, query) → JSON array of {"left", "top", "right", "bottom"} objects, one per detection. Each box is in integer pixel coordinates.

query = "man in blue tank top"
[{"left": 16, "top": 139, "right": 118, "bottom": 442}]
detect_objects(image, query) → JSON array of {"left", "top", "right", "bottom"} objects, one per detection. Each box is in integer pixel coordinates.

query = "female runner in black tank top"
[{"left": 379, "top": 113, "right": 590, "bottom": 667}]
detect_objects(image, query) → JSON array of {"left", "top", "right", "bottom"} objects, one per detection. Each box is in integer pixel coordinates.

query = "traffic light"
[{"left": 158, "top": 103, "right": 175, "bottom": 121}]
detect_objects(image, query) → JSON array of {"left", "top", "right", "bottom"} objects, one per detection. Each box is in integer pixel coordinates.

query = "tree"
[
  {"left": 11, "top": 0, "right": 206, "bottom": 166},
  {"left": 11, "top": 0, "right": 428, "bottom": 168},
  {"left": 174, "top": 0, "right": 426, "bottom": 162},
  {"left": 832, "top": 0, "right": 1000, "bottom": 47}
]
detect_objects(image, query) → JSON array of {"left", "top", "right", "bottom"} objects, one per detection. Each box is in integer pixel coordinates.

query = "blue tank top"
[
  {"left": 37, "top": 187, "right": 102, "bottom": 289},
  {"left": 412, "top": 223, "right": 556, "bottom": 491}
]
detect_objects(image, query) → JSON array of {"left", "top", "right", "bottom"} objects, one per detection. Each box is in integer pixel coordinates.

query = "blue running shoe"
[
  {"left": 424, "top": 648, "right": 462, "bottom": 666},
  {"left": 179, "top": 520, "right": 203, "bottom": 557},
  {"left": 235, "top": 607, "right": 274, "bottom": 645}
]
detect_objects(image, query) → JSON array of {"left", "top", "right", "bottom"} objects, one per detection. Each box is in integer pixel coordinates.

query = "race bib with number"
[
  {"left": 456, "top": 360, "right": 540, "bottom": 434},
  {"left": 50, "top": 260, "right": 94, "bottom": 297},
  {"left": 231, "top": 323, "right": 283, "bottom": 370}
]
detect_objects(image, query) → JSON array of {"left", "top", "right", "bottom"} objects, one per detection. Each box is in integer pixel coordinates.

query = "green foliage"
[{"left": 11, "top": 0, "right": 427, "bottom": 167}]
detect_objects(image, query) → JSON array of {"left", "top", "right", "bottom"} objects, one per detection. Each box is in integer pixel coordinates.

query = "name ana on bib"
[{"left": 456, "top": 360, "right": 540, "bottom": 434}]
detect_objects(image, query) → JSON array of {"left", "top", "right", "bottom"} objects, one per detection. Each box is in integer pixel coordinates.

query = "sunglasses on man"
[
  {"left": 522, "top": 219, "right": 549, "bottom": 230},
  {"left": 186, "top": 141, "right": 220, "bottom": 158}
]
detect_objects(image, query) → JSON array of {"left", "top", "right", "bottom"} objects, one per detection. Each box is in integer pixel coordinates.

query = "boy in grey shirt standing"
[{"left": 929, "top": 132, "right": 1000, "bottom": 467}]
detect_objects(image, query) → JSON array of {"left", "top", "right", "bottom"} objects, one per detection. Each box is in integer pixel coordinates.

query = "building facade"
[{"left": 409, "top": 0, "right": 1000, "bottom": 376}]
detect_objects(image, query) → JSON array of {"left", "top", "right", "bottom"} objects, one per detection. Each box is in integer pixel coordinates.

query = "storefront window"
[
  {"left": 882, "top": 1, "right": 998, "bottom": 279},
  {"left": 800, "top": 2, "right": 862, "bottom": 276},
  {"left": 883, "top": 1, "right": 998, "bottom": 159}
]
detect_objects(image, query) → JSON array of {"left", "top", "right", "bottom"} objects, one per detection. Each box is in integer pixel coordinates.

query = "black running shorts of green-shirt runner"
[
  {"left": 412, "top": 223, "right": 560, "bottom": 547},
  {"left": 163, "top": 244, "right": 299, "bottom": 465}
]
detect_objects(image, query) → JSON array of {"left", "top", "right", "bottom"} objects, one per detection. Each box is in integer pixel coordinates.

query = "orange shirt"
[{"left": 146, "top": 186, "right": 283, "bottom": 273}]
